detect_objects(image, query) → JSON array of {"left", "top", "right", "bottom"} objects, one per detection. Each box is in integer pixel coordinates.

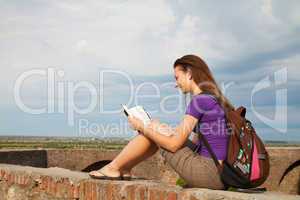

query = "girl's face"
[{"left": 174, "top": 65, "right": 193, "bottom": 94}]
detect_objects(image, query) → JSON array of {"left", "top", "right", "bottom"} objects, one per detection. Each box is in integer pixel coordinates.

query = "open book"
[
  {"left": 122, "top": 105, "right": 173, "bottom": 136},
  {"left": 122, "top": 104, "right": 151, "bottom": 126}
]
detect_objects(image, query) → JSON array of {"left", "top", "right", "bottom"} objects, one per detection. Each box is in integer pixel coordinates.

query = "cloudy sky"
[{"left": 0, "top": 0, "right": 299, "bottom": 141}]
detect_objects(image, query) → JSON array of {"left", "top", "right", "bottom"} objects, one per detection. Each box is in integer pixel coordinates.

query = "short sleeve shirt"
[{"left": 185, "top": 94, "right": 229, "bottom": 160}]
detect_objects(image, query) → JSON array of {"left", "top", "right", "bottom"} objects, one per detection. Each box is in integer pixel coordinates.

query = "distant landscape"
[
  {"left": 0, "top": 136, "right": 299, "bottom": 150},
  {"left": 0, "top": 136, "right": 129, "bottom": 150}
]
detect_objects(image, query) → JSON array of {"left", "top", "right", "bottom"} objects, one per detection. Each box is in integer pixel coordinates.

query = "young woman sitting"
[{"left": 89, "top": 54, "right": 234, "bottom": 190}]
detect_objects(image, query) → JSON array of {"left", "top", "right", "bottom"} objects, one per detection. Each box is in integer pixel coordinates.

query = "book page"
[
  {"left": 122, "top": 105, "right": 173, "bottom": 136},
  {"left": 122, "top": 105, "right": 151, "bottom": 126}
]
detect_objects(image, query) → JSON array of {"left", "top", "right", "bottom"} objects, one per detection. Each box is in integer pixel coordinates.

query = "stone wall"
[
  {"left": 47, "top": 147, "right": 300, "bottom": 195},
  {"left": 261, "top": 147, "right": 300, "bottom": 194},
  {"left": 0, "top": 150, "right": 47, "bottom": 168},
  {"left": 0, "top": 164, "right": 299, "bottom": 200},
  {"left": 0, "top": 147, "right": 299, "bottom": 195}
]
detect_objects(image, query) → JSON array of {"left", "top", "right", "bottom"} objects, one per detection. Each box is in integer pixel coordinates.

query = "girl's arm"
[{"left": 128, "top": 115, "right": 198, "bottom": 152}]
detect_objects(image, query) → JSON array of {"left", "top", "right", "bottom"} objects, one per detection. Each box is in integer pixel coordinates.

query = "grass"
[
  {"left": 0, "top": 139, "right": 127, "bottom": 150},
  {"left": 0, "top": 137, "right": 299, "bottom": 150}
]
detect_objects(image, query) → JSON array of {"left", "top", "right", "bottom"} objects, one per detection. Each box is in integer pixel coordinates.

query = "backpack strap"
[
  {"left": 198, "top": 132, "right": 223, "bottom": 173},
  {"left": 195, "top": 92, "right": 224, "bottom": 173}
]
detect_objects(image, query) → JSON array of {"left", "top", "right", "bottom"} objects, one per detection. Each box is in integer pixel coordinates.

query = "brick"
[
  {"left": 51, "top": 177, "right": 57, "bottom": 194},
  {"left": 126, "top": 185, "right": 136, "bottom": 200},
  {"left": 0, "top": 156, "right": 299, "bottom": 200},
  {"left": 79, "top": 181, "right": 85, "bottom": 199},
  {"left": 84, "top": 181, "right": 92, "bottom": 200},
  {"left": 138, "top": 187, "right": 146, "bottom": 200},
  {"left": 106, "top": 183, "right": 113, "bottom": 200},
  {"left": 72, "top": 184, "right": 80, "bottom": 199},
  {"left": 167, "top": 192, "right": 177, "bottom": 200},
  {"left": 158, "top": 190, "right": 166, "bottom": 200},
  {"left": 149, "top": 188, "right": 157, "bottom": 200},
  {"left": 189, "top": 196, "right": 198, "bottom": 200},
  {"left": 89, "top": 182, "right": 98, "bottom": 200}
]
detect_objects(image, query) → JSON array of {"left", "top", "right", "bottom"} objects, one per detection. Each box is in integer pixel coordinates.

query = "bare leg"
[{"left": 89, "top": 134, "right": 158, "bottom": 177}]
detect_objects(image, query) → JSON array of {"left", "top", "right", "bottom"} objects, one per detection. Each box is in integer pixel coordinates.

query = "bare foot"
[
  {"left": 121, "top": 169, "right": 132, "bottom": 177},
  {"left": 120, "top": 169, "right": 132, "bottom": 180},
  {"left": 89, "top": 164, "right": 121, "bottom": 178}
]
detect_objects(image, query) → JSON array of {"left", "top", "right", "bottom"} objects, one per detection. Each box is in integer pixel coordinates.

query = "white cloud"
[
  {"left": 0, "top": 0, "right": 299, "bottom": 118},
  {"left": 1, "top": 0, "right": 299, "bottom": 77}
]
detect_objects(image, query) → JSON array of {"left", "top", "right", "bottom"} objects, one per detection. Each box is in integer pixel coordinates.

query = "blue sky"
[{"left": 0, "top": 0, "right": 299, "bottom": 141}]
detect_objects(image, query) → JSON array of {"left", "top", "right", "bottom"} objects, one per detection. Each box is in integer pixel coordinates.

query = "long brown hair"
[{"left": 173, "top": 54, "right": 235, "bottom": 117}]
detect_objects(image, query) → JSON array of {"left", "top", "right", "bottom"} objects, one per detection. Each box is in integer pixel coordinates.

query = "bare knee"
[
  {"left": 138, "top": 134, "right": 159, "bottom": 153},
  {"left": 137, "top": 133, "right": 157, "bottom": 145}
]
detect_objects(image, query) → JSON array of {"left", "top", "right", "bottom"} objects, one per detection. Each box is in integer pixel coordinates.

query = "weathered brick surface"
[
  {"left": 0, "top": 164, "right": 299, "bottom": 200},
  {"left": 260, "top": 147, "right": 300, "bottom": 194},
  {"left": 47, "top": 147, "right": 300, "bottom": 195},
  {"left": 47, "top": 149, "right": 119, "bottom": 172},
  {"left": 0, "top": 150, "right": 47, "bottom": 168},
  {"left": 0, "top": 147, "right": 299, "bottom": 195}
]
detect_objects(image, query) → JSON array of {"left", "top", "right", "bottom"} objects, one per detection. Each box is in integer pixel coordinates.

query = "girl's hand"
[
  {"left": 148, "top": 119, "right": 161, "bottom": 130},
  {"left": 128, "top": 116, "right": 144, "bottom": 132},
  {"left": 148, "top": 119, "right": 175, "bottom": 136}
]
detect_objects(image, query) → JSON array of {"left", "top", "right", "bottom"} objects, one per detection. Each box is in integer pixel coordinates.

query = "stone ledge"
[
  {"left": 0, "top": 164, "right": 299, "bottom": 200},
  {"left": 0, "top": 147, "right": 299, "bottom": 195}
]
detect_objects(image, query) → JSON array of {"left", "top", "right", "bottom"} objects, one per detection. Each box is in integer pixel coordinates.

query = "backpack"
[{"left": 196, "top": 94, "right": 270, "bottom": 189}]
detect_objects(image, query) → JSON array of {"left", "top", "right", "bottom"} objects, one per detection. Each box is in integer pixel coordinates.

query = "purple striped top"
[{"left": 185, "top": 94, "right": 229, "bottom": 160}]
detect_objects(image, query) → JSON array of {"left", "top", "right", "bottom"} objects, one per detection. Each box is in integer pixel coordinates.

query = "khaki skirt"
[{"left": 159, "top": 139, "right": 225, "bottom": 190}]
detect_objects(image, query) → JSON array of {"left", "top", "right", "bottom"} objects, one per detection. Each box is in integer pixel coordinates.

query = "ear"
[{"left": 186, "top": 69, "right": 193, "bottom": 80}]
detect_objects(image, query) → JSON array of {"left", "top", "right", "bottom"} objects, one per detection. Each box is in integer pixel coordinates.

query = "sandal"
[
  {"left": 121, "top": 173, "right": 145, "bottom": 180},
  {"left": 122, "top": 173, "right": 132, "bottom": 181},
  {"left": 89, "top": 169, "right": 122, "bottom": 180}
]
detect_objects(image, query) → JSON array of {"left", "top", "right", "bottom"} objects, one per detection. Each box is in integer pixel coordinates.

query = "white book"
[
  {"left": 122, "top": 104, "right": 151, "bottom": 126},
  {"left": 122, "top": 104, "right": 173, "bottom": 136}
]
